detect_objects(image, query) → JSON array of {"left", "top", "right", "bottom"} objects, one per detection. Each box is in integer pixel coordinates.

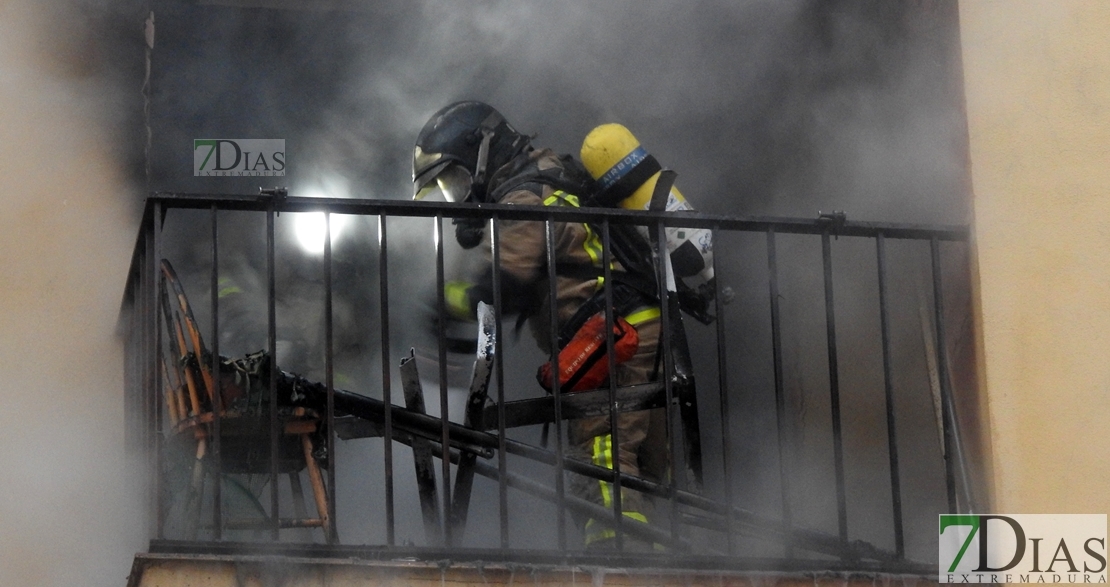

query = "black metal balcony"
[{"left": 119, "top": 191, "right": 973, "bottom": 576}]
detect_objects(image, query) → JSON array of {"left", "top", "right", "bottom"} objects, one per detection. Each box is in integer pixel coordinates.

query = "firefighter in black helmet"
[
  {"left": 414, "top": 101, "right": 532, "bottom": 249},
  {"left": 413, "top": 101, "right": 531, "bottom": 204},
  {"left": 413, "top": 101, "right": 668, "bottom": 549}
]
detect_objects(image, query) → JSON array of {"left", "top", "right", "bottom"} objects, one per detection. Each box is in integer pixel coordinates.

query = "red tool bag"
[{"left": 537, "top": 312, "right": 639, "bottom": 394}]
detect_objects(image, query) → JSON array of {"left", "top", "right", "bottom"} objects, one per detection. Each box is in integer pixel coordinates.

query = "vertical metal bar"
[
  {"left": 876, "top": 233, "right": 905, "bottom": 557},
  {"left": 140, "top": 226, "right": 149, "bottom": 534},
  {"left": 144, "top": 241, "right": 154, "bottom": 537},
  {"left": 324, "top": 212, "right": 338, "bottom": 542},
  {"left": 267, "top": 205, "right": 279, "bottom": 541},
  {"left": 126, "top": 284, "right": 138, "bottom": 512},
  {"left": 821, "top": 232, "right": 848, "bottom": 544},
  {"left": 655, "top": 219, "right": 680, "bottom": 542},
  {"left": 601, "top": 219, "right": 625, "bottom": 550},
  {"left": 545, "top": 218, "right": 567, "bottom": 550},
  {"left": 138, "top": 234, "right": 147, "bottom": 532},
  {"left": 151, "top": 253, "right": 160, "bottom": 539},
  {"left": 124, "top": 264, "right": 134, "bottom": 451},
  {"left": 491, "top": 216, "right": 509, "bottom": 549},
  {"left": 434, "top": 214, "right": 452, "bottom": 545},
  {"left": 125, "top": 256, "right": 136, "bottom": 525},
  {"left": 378, "top": 214, "right": 395, "bottom": 546},
  {"left": 209, "top": 204, "right": 222, "bottom": 540},
  {"left": 766, "top": 228, "right": 792, "bottom": 556},
  {"left": 153, "top": 202, "right": 165, "bottom": 540},
  {"left": 137, "top": 236, "right": 144, "bottom": 457},
  {"left": 143, "top": 208, "right": 158, "bottom": 540},
  {"left": 930, "top": 237, "right": 958, "bottom": 513},
  {"left": 713, "top": 224, "right": 735, "bottom": 555}
]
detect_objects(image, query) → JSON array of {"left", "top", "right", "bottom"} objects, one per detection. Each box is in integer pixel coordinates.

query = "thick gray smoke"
[
  {"left": 0, "top": 1, "right": 146, "bottom": 585},
  {"left": 150, "top": 1, "right": 968, "bottom": 223},
  {"left": 1, "top": 0, "right": 973, "bottom": 578}
]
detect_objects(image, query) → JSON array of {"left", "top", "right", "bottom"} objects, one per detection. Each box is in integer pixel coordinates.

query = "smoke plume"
[
  {"left": 0, "top": 1, "right": 145, "bottom": 585},
  {"left": 0, "top": 0, "right": 973, "bottom": 578}
]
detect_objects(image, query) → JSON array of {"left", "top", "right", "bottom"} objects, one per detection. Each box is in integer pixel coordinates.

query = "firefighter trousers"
[{"left": 566, "top": 317, "right": 668, "bottom": 546}]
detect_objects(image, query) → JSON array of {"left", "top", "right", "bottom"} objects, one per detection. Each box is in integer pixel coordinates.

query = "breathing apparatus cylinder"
[{"left": 580, "top": 124, "right": 715, "bottom": 289}]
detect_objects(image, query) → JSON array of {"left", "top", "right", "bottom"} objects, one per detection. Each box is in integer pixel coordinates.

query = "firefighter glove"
[{"left": 444, "top": 280, "right": 476, "bottom": 321}]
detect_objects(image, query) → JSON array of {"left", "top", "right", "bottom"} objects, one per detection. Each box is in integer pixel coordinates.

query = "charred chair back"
[{"left": 159, "top": 259, "right": 334, "bottom": 542}]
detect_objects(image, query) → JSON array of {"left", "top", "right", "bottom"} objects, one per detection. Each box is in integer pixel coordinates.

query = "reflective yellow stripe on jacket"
[
  {"left": 624, "top": 307, "right": 660, "bottom": 326},
  {"left": 544, "top": 190, "right": 662, "bottom": 327},
  {"left": 543, "top": 190, "right": 607, "bottom": 271}
]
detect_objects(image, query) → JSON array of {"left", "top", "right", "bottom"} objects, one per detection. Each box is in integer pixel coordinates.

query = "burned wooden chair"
[{"left": 159, "top": 259, "right": 333, "bottom": 542}]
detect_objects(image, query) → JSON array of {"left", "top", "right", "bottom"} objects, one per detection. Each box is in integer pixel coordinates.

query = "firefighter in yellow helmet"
[{"left": 414, "top": 101, "right": 668, "bottom": 548}]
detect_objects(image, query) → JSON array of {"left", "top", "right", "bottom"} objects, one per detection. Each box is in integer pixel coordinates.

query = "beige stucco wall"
[{"left": 960, "top": 0, "right": 1110, "bottom": 514}]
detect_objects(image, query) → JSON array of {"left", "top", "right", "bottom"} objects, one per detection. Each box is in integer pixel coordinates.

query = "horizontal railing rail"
[{"left": 137, "top": 190, "right": 970, "bottom": 236}]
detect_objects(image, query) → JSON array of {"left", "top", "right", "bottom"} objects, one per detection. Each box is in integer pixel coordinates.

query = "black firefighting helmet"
[{"left": 413, "top": 101, "right": 530, "bottom": 203}]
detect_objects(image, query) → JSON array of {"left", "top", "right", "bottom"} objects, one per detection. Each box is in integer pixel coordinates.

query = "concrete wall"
[{"left": 960, "top": 1, "right": 1110, "bottom": 514}]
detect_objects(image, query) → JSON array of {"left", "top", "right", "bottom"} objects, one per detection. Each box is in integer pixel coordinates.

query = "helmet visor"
[
  {"left": 436, "top": 164, "right": 473, "bottom": 202},
  {"left": 413, "top": 162, "right": 473, "bottom": 203},
  {"left": 413, "top": 157, "right": 450, "bottom": 200}
]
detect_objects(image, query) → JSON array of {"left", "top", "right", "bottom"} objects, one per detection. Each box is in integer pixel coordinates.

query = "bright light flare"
[{"left": 293, "top": 212, "right": 350, "bottom": 255}]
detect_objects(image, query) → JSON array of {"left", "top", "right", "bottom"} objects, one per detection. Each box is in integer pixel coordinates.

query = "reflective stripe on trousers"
[{"left": 584, "top": 433, "right": 648, "bottom": 545}]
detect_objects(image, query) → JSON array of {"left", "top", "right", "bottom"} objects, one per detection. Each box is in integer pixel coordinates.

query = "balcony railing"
[{"left": 119, "top": 191, "right": 972, "bottom": 575}]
